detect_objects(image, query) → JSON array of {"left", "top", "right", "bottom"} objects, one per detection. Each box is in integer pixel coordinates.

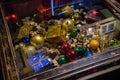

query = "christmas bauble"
[
  {"left": 71, "top": 13, "right": 81, "bottom": 24},
  {"left": 31, "top": 34, "right": 45, "bottom": 46},
  {"left": 61, "top": 5, "right": 73, "bottom": 17},
  {"left": 59, "top": 42, "right": 71, "bottom": 53},
  {"left": 58, "top": 56, "right": 67, "bottom": 64},
  {"left": 62, "top": 19, "right": 74, "bottom": 32},
  {"left": 74, "top": 47, "right": 81, "bottom": 53},
  {"left": 25, "top": 45, "right": 37, "bottom": 57},
  {"left": 23, "top": 37, "right": 30, "bottom": 44},
  {"left": 71, "top": 29, "right": 78, "bottom": 37},
  {"left": 85, "top": 51, "right": 93, "bottom": 57},
  {"left": 110, "top": 42, "right": 118, "bottom": 46},
  {"left": 67, "top": 49, "right": 78, "bottom": 61},
  {"left": 89, "top": 39, "right": 99, "bottom": 49},
  {"left": 81, "top": 47, "right": 87, "bottom": 53},
  {"left": 19, "top": 42, "right": 26, "bottom": 47}
]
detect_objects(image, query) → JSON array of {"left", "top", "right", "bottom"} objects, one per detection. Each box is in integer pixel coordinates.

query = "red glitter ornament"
[
  {"left": 59, "top": 42, "right": 70, "bottom": 53},
  {"left": 92, "top": 10, "right": 98, "bottom": 15},
  {"left": 66, "top": 49, "right": 78, "bottom": 61},
  {"left": 11, "top": 14, "right": 17, "bottom": 19}
]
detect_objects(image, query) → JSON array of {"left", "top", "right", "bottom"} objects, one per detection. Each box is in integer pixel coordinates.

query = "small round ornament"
[
  {"left": 110, "top": 42, "right": 118, "bottom": 46},
  {"left": 24, "top": 45, "right": 37, "bottom": 57},
  {"left": 59, "top": 42, "right": 71, "bottom": 53},
  {"left": 85, "top": 51, "right": 93, "bottom": 57},
  {"left": 58, "top": 56, "right": 67, "bottom": 64},
  {"left": 19, "top": 42, "right": 26, "bottom": 47},
  {"left": 89, "top": 39, "right": 99, "bottom": 49},
  {"left": 23, "top": 37, "right": 30, "bottom": 44},
  {"left": 81, "top": 47, "right": 87, "bottom": 53},
  {"left": 61, "top": 5, "right": 73, "bottom": 17},
  {"left": 71, "top": 29, "right": 78, "bottom": 37},
  {"left": 74, "top": 47, "right": 81, "bottom": 53},
  {"left": 62, "top": 19, "right": 74, "bottom": 32},
  {"left": 31, "top": 34, "right": 45, "bottom": 46},
  {"left": 67, "top": 49, "right": 78, "bottom": 61},
  {"left": 71, "top": 12, "right": 81, "bottom": 24}
]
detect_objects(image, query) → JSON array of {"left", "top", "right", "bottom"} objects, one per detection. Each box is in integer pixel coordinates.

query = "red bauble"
[
  {"left": 66, "top": 49, "right": 78, "bottom": 61},
  {"left": 11, "top": 14, "right": 17, "bottom": 19},
  {"left": 59, "top": 42, "right": 70, "bottom": 53}
]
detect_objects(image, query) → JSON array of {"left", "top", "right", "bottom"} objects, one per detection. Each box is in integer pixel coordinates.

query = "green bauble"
[
  {"left": 110, "top": 42, "right": 118, "bottom": 46},
  {"left": 81, "top": 47, "right": 87, "bottom": 53},
  {"left": 74, "top": 47, "right": 81, "bottom": 53},
  {"left": 71, "top": 29, "right": 78, "bottom": 37},
  {"left": 58, "top": 56, "right": 67, "bottom": 64}
]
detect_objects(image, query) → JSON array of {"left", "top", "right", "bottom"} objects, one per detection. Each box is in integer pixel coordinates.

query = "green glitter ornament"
[
  {"left": 81, "top": 47, "right": 87, "bottom": 53},
  {"left": 58, "top": 56, "right": 67, "bottom": 64},
  {"left": 110, "top": 42, "right": 118, "bottom": 46},
  {"left": 74, "top": 47, "right": 81, "bottom": 53},
  {"left": 71, "top": 29, "right": 78, "bottom": 37}
]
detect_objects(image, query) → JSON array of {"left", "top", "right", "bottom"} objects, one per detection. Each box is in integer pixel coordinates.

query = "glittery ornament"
[
  {"left": 62, "top": 19, "right": 74, "bottom": 32},
  {"left": 66, "top": 49, "right": 78, "bottom": 61},
  {"left": 15, "top": 24, "right": 34, "bottom": 42},
  {"left": 71, "top": 12, "right": 81, "bottom": 24},
  {"left": 110, "top": 42, "right": 118, "bottom": 46},
  {"left": 19, "top": 42, "right": 26, "bottom": 48},
  {"left": 71, "top": 29, "right": 78, "bottom": 37},
  {"left": 23, "top": 37, "right": 30, "bottom": 44},
  {"left": 74, "top": 47, "right": 81, "bottom": 54},
  {"left": 59, "top": 42, "right": 71, "bottom": 53},
  {"left": 76, "top": 47, "right": 87, "bottom": 58},
  {"left": 31, "top": 34, "right": 45, "bottom": 46},
  {"left": 85, "top": 51, "right": 93, "bottom": 57},
  {"left": 24, "top": 45, "right": 37, "bottom": 57},
  {"left": 89, "top": 39, "right": 99, "bottom": 49},
  {"left": 58, "top": 56, "right": 67, "bottom": 64},
  {"left": 61, "top": 5, "right": 73, "bottom": 17},
  {"left": 81, "top": 47, "right": 87, "bottom": 53}
]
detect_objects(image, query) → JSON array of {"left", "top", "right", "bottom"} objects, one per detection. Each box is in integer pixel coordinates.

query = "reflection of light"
[
  {"left": 51, "top": 0, "right": 54, "bottom": 16},
  {"left": 88, "top": 28, "right": 94, "bottom": 33},
  {"left": 11, "top": 14, "right": 17, "bottom": 19},
  {"left": 5, "top": 16, "right": 11, "bottom": 20},
  {"left": 92, "top": 10, "right": 98, "bottom": 15}
]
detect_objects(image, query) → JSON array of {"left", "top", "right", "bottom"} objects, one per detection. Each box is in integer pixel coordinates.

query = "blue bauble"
[
  {"left": 85, "top": 51, "right": 93, "bottom": 57},
  {"left": 23, "top": 37, "right": 30, "bottom": 44}
]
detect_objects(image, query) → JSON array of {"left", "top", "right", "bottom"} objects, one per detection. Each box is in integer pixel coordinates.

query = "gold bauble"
[
  {"left": 62, "top": 19, "right": 74, "bottom": 32},
  {"left": 19, "top": 42, "right": 26, "bottom": 48},
  {"left": 89, "top": 39, "right": 99, "bottom": 49},
  {"left": 61, "top": 5, "right": 73, "bottom": 17},
  {"left": 31, "top": 34, "right": 45, "bottom": 46},
  {"left": 71, "top": 13, "right": 81, "bottom": 24},
  {"left": 24, "top": 45, "right": 37, "bottom": 57}
]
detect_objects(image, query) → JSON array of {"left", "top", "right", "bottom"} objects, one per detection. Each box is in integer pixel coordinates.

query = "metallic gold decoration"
[
  {"left": 14, "top": 24, "right": 35, "bottom": 42},
  {"left": 61, "top": 5, "right": 73, "bottom": 17},
  {"left": 46, "top": 23, "right": 67, "bottom": 43},
  {"left": 23, "top": 45, "right": 37, "bottom": 57},
  {"left": 89, "top": 39, "right": 99, "bottom": 49},
  {"left": 62, "top": 19, "right": 74, "bottom": 32},
  {"left": 31, "top": 34, "right": 45, "bottom": 46},
  {"left": 71, "top": 12, "right": 81, "bottom": 24},
  {"left": 46, "top": 25, "right": 61, "bottom": 39}
]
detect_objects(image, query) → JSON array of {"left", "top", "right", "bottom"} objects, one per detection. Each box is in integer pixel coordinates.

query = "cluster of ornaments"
[{"left": 14, "top": 5, "right": 116, "bottom": 72}]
